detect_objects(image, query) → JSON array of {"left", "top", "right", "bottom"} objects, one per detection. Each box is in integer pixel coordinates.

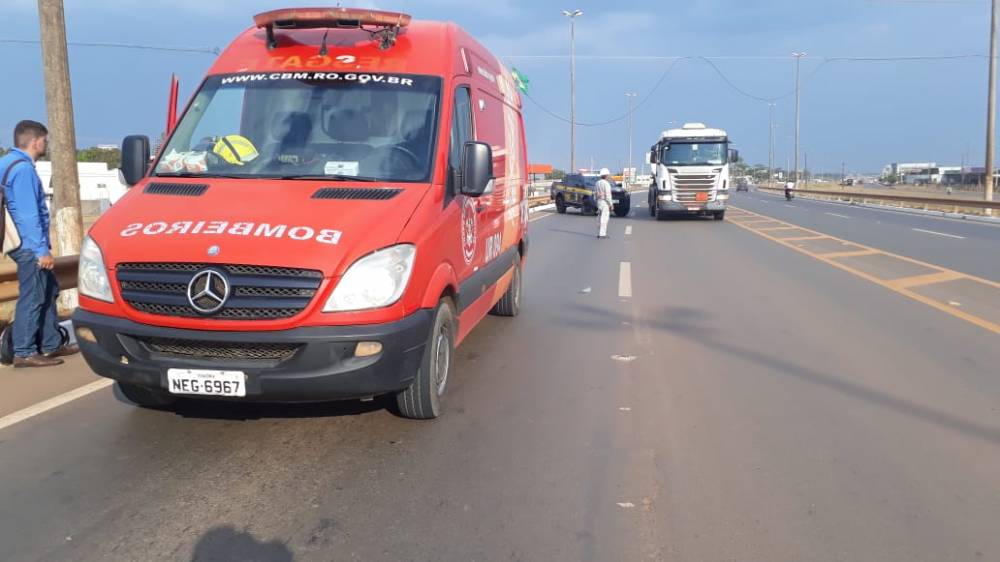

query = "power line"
[
  {"left": 0, "top": 38, "right": 219, "bottom": 55},
  {"left": 521, "top": 57, "right": 686, "bottom": 127}
]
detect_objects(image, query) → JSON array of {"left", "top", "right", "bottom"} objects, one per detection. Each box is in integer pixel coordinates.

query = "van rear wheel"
[
  {"left": 396, "top": 299, "right": 456, "bottom": 420},
  {"left": 490, "top": 258, "right": 521, "bottom": 317},
  {"left": 555, "top": 195, "right": 567, "bottom": 214}
]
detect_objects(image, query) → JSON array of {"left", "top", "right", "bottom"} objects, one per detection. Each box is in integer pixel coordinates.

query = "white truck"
[{"left": 647, "top": 123, "right": 738, "bottom": 221}]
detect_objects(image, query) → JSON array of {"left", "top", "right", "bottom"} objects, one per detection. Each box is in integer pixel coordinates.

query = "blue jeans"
[{"left": 10, "top": 248, "right": 62, "bottom": 357}]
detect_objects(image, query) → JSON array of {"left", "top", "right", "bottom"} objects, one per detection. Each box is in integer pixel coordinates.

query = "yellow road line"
[
  {"left": 820, "top": 249, "right": 879, "bottom": 259},
  {"left": 888, "top": 270, "right": 966, "bottom": 290},
  {"left": 757, "top": 226, "right": 800, "bottom": 232},
  {"left": 782, "top": 235, "right": 828, "bottom": 241},
  {"left": 729, "top": 206, "right": 1000, "bottom": 335}
]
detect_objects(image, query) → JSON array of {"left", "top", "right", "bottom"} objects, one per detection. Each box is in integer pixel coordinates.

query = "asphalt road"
[
  {"left": 736, "top": 190, "right": 1000, "bottom": 281},
  {"left": 1, "top": 199, "right": 999, "bottom": 561}
]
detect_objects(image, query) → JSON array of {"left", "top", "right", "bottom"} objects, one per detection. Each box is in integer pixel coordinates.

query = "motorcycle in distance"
[{"left": 784, "top": 180, "right": 795, "bottom": 201}]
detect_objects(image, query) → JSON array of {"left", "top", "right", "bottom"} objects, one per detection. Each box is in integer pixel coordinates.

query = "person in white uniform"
[{"left": 595, "top": 168, "right": 614, "bottom": 239}]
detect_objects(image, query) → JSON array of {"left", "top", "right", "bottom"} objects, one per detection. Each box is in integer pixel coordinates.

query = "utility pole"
[
  {"left": 625, "top": 92, "right": 637, "bottom": 183},
  {"left": 768, "top": 103, "right": 775, "bottom": 186},
  {"left": 842, "top": 161, "right": 846, "bottom": 184},
  {"left": 792, "top": 52, "right": 807, "bottom": 185},
  {"left": 985, "top": 0, "right": 998, "bottom": 211},
  {"left": 38, "top": 0, "right": 83, "bottom": 306},
  {"left": 563, "top": 10, "right": 583, "bottom": 173}
]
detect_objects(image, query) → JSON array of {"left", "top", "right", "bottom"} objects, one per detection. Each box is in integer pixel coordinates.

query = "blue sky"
[{"left": 4, "top": 0, "right": 995, "bottom": 174}]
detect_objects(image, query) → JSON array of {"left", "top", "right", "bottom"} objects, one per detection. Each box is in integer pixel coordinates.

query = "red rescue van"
[{"left": 73, "top": 8, "right": 529, "bottom": 419}]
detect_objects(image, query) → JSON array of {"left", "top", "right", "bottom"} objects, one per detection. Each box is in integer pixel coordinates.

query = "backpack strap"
[{"left": 1, "top": 158, "right": 29, "bottom": 188}]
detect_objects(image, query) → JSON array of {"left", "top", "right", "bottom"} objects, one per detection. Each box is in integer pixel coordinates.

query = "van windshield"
[{"left": 154, "top": 72, "right": 441, "bottom": 183}]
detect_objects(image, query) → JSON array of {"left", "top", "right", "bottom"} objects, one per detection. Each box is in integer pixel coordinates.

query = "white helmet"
[{"left": 599, "top": 168, "right": 611, "bottom": 176}]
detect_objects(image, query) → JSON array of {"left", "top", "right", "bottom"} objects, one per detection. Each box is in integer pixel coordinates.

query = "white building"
[{"left": 34, "top": 161, "right": 128, "bottom": 209}]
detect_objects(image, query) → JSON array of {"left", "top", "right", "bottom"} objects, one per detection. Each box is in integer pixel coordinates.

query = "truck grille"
[
  {"left": 117, "top": 263, "right": 323, "bottom": 321},
  {"left": 671, "top": 173, "right": 718, "bottom": 203},
  {"left": 139, "top": 337, "right": 301, "bottom": 361}
]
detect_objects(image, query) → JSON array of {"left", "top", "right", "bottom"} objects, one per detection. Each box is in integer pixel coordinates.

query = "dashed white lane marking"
[
  {"left": 617, "top": 502, "right": 636, "bottom": 509},
  {"left": 619, "top": 407, "right": 632, "bottom": 412},
  {"left": 618, "top": 261, "right": 632, "bottom": 298},
  {"left": 825, "top": 212, "right": 851, "bottom": 219},
  {"left": 625, "top": 225, "right": 633, "bottom": 236},
  {"left": 784, "top": 204, "right": 797, "bottom": 208},
  {"left": 0, "top": 379, "right": 113, "bottom": 432},
  {"left": 912, "top": 227, "right": 965, "bottom": 239}
]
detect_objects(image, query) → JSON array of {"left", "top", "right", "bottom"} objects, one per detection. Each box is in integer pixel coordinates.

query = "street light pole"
[
  {"left": 767, "top": 102, "right": 775, "bottom": 186},
  {"left": 792, "top": 52, "right": 807, "bottom": 185},
  {"left": 563, "top": 9, "right": 583, "bottom": 172},
  {"left": 625, "top": 92, "right": 637, "bottom": 182},
  {"left": 985, "top": 0, "right": 997, "bottom": 209}
]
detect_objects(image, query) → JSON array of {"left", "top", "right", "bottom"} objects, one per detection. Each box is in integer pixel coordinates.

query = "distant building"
[{"left": 34, "top": 161, "right": 128, "bottom": 209}]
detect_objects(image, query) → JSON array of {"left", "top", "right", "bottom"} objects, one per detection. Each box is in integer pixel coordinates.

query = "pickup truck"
[{"left": 552, "top": 173, "right": 631, "bottom": 217}]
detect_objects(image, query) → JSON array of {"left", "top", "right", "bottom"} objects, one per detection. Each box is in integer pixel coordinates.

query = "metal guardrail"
[
  {"left": 0, "top": 197, "right": 554, "bottom": 304},
  {"left": 758, "top": 186, "right": 1000, "bottom": 212},
  {"left": 0, "top": 255, "right": 79, "bottom": 303}
]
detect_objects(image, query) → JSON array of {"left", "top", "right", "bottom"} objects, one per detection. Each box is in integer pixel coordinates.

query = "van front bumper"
[{"left": 72, "top": 309, "right": 431, "bottom": 402}]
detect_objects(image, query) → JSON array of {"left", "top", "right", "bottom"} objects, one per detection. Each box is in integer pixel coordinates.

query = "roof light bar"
[{"left": 254, "top": 8, "right": 412, "bottom": 50}]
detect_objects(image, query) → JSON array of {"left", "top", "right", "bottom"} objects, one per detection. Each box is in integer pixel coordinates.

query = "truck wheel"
[
  {"left": 116, "top": 382, "right": 177, "bottom": 409},
  {"left": 614, "top": 202, "right": 630, "bottom": 217},
  {"left": 555, "top": 195, "right": 567, "bottom": 214},
  {"left": 396, "top": 299, "right": 456, "bottom": 420},
  {"left": 713, "top": 211, "right": 726, "bottom": 221},
  {"left": 490, "top": 258, "right": 521, "bottom": 317},
  {"left": 648, "top": 195, "right": 656, "bottom": 217}
]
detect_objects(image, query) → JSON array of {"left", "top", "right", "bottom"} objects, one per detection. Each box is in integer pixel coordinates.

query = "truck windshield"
[
  {"left": 154, "top": 72, "right": 441, "bottom": 182},
  {"left": 662, "top": 142, "right": 727, "bottom": 166}
]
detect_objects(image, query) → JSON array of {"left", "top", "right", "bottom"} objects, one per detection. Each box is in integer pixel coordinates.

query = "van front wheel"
[{"left": 396, "top": 299, "right": 456, "bottom": 420}]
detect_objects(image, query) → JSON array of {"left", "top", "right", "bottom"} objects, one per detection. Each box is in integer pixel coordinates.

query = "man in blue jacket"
[{"left": 1, "top": 120, "right": 78, "bottom": 367}]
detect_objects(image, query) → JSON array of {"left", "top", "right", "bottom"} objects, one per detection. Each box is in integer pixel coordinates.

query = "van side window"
[{"left": 449, "top": 87, "right": 473, "bottom": 171}]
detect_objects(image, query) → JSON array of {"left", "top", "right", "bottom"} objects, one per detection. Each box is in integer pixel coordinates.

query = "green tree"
[
  {"left": 0, "top": 146, "right": 9, "bottom": 157},
  {"left": 550, "top": 168, "right": 566, "bottom": 181},
  {"left": 77, "top": 146, "right": 122, "bottom": 170}
]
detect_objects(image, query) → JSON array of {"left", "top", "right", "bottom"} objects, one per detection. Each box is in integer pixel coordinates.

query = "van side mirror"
[
  {"left": 121, "top": 135, "right": 151, "bottom": 187},
  {"left": 728, "top": 149, "right": 740, "bottom": 164},
  {"left": 460, "top": 141, "right": 493, "bottom": 197}
]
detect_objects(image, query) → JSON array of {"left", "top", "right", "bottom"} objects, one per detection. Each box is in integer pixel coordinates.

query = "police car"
[{"left": 551, "top": 173, "right": 631, "bottom": 217}]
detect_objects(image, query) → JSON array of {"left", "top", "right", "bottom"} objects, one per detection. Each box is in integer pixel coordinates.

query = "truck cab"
[{"left": 647, "top": 123, "right": 737, "bottom": 221}]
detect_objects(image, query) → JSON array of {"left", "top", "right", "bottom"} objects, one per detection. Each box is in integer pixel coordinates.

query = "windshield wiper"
[{"left": 277, "top": 174, "right": 381, "bottom": 182}]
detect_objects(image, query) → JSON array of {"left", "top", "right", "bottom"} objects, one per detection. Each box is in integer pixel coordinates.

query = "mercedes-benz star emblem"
[{"left": 187, "top": 269, "right": 230, "bottom": 315}]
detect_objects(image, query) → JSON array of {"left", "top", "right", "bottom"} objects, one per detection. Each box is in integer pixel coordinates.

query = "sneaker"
[
  {"left": 44, "top": 344, "right": 80, "bottom": 359},
  {"left": 14, "top": 354, "right": 65, "bottom": 368}
]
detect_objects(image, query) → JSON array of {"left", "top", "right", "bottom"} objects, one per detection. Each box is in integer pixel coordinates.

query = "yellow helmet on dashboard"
[{"left": 212, "top": 135, "right": 259, "bottom": 166}]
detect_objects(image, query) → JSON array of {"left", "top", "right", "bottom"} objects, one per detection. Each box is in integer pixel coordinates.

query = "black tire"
[
  {"left": 555, "top": 195, "right": 567, "bottom": 214},
  {"left": 59, "top": 325, "right": 70, "bottom": 346},
  {"left": 116, "top": 381, "right": 177, "bottom": 409},
  {"left": 0, "top": 324, "right": 14, "bottom": 366},
  {"left": 713, "top": 211, "right": 726, "bottom": 221},
  {"left": 490, "top": 258, "right": 521, "bottom": 317},
  {"left": 614, "top": 202, "right": 630, "bottom": 217},
  {"left": 648, "top": 193, "right": 656, "bottom": 217},
  {"left": 396, "top": 299, "right": 456, "bottom": 420}
]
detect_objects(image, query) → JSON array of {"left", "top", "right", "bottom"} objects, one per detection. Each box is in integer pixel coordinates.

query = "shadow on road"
[
  {"left": 557, "top": 301, "right": 1000, "bottom": 447},
  {"left": 190, "top": 526, "right": 293, "bottom": 562}
]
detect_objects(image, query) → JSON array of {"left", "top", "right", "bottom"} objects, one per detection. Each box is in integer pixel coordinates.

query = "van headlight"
[
  {"left": 79, "top": 236, "right": 114, "bottom": 302},
  {"left": 324, "top": 244, "right": 416, "bottom": 312}
]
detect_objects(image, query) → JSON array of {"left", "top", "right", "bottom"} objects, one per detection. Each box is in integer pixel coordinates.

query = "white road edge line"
[
  {"left": 825, "top": 212, "right": 851, "bottom": 219},
  {"left": 619, "top": 262, "right": 632, "bottom": 298},
  {"left": 625, "top": 225, "right": 633, "bottom": 236},
  {"left": 0, "top": 379, "right": 113, "bottom": 432},
  {"left": 912, "top": 227, "right": 965, "bottom": 239}
]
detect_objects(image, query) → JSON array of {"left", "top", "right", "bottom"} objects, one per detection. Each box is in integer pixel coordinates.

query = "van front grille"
[{"left": 117, "top": 263, "right": 323, "bottom": 321}]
